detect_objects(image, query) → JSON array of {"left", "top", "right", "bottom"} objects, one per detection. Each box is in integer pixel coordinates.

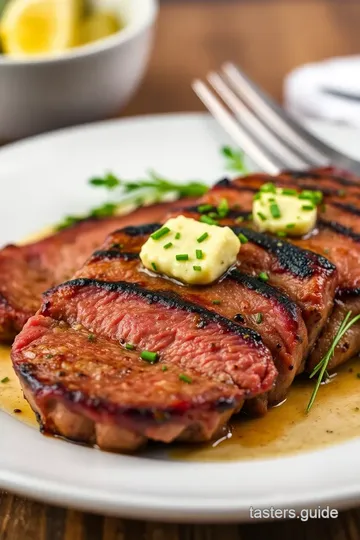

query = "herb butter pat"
[
  {"left": 253, "top": 187, "right": 318, "bottom": 236},
  {"left": 140, "top": 216, "right": 240, "bottom": 285}
]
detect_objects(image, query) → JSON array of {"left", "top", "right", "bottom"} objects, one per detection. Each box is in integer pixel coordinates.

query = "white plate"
[{"left": 1, "top": 113, "right": 360, "bottom": 522}]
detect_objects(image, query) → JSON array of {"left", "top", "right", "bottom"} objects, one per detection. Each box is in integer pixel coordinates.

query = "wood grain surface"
[{"left": 2, "top": 1, "right": 360, "bottom": 538}]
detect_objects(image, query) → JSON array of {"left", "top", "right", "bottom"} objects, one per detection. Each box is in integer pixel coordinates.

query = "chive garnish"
[
  {"left": 151, "top": 227, "right": 170, "bottom": 240},
  {"left": 238, "top": 233, "right": 248, "bottom": 244},
  {"left": 176, "top": 254, "right": 189, "bottom": 261},
  {"left": 257, "top": 212, "right": 267, "bottom": 222},
  {"left": 151, "top": 262, "right": 158, "bottom": 271},
  {"left": 270, "top": 203, "right": 281, "bottom": 219},
  {"left": 307, "top": 311, "right": 360, "bottom": 412},
  {"left": 193, "top": 265, "right": 202, "bottom": 272},
  {"left": 258, "top": 272, "right": 269, "bottom": 282},
  {"left": 198, "top": 204, "right": 213, "bottom": 213},
  {"left": 282, "top": 188, "right": 297, "bottom": 196},
  {"left": 212, "top": 300, "right": 221, "bottom": 305},
  {"left": 88, "top": 334, "right": 96, "bottom": 342},
  {"left": 277, "top": 231, "right": 287, "bottom": 237},
  {"left": 164, "top": 242, "right": 173, "bottom": 250},
  {"left": 1, "top": 377, "right": 9, "bottom": 383},
  {"left": 235, "top": 216, "right": 244, "bottom": 223},
  {"left": 301, "top": 204, "right": 314, "bottom": 211},
  {"left": 161, "top": 365, "right": 168, "bottom": 372},
  {"left": 197, "top": 232, "right": 209, "bottom": 243},
  {"left": 179, "top": 374, "right": 192, "bottom": 384},
  {"left": 253, "top": 192, "right": 261, "bottom": 201},
  {"left": 217, "top": 198, "right": 229, "bottom": 217},
  {"left": 200, "top": 215, "right": 218, "bottom": 226},
  {"left": 125, "top": 343, "right": 135, "bottom": 350},
  {"left": 175, "top": 232, "right": 181, "bottom": 240},
  {"left": 286, "top": 223, "right": 295, "bottom": 229},
  {"left": 196, "top": 249, "right": 203, "bottom": 260},
  {"left": 255, "top": 313, "right": 263, "bottom": 324},
  {"left": 260, "top": 182, "right": 276, "bottom": 193},
  {"left": 140, "top": 351, "right": 159, "bottom": 364}
]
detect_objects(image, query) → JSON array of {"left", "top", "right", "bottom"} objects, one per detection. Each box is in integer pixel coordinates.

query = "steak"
[
  {"left": 81, "top": 224, "right": 308, "bottom": 407},
  {"left": 197, "top": 167, "right": 360, "bottom": 371},
  {"left": 12, "top": 278, "right": 276, "bottom": 451},
  {"left": 0, "top": 200, "right": 193, "bottom": 342}
]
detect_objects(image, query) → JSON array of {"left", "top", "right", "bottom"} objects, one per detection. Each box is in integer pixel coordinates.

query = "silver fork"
[{"left": 193, "top": 62, "right": 360, "bottom": 175}]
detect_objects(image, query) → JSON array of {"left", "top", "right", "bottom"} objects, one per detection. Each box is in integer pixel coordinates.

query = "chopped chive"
[
  {"left": 258, "top": 272, "right": 269, "bottom": 282},
  {"left": 277, "top": 231, "right": 287, "bottom": 237},
  {"left": 200, "top": 215, "right": 218, "bottom": 226},
  {"left": 238, "top": 233, "right": 248, "bottom": 244},
  {"left": 298, "top": 190, "right": 323, "bottom": 205},
  {"left": 247, "top": 213, "right": 253, "bottom": 221},
  {"left": 161, "top": 365, "right": 168, "bottom": 372},
  {"left": 217, "top": 198, "right": 229, "bottom": 217},
  {"left": 198, "top": 204, "right": 213, "bottom": 213},
  {"left": 141, "top": 351, "right": 159, "bottom": 364},
  {"left": 151, "top": 262, "right": 158, "bottom": 271},
  {"left": 196, "top": 249, "right": 203, "bottom": 260},
  {"left": 175, "top": 232, "right": 181, "bottom": 240},
  {"left": 235, "top": 216, "right": 244, "bottom": 223},
  {"left": 193, "top": 265, "right": 202, "bottom": 271},
  {"left": 286, "top": 223, "right": 295, "bottom": 229},
  {"left": 253, "top": 192, "right": 261, "bottom": 201},
  {"left": 301, "top": 204, "right": 314, "bottom": 211},
  {"left": 45, "top": 353, "right": 53, "bottom": 359},
  {"left": 208, "top": 212, "right": 219, "bottom": 219},
  {"left": 88, "top": 334, "right": 96, "bottom": 342},
  {"left": 176, "top": 254, "right": 189, "bottom": 261},
  {"left": 1, "top": 377, "right": 9, "bottom": 383},
  {"left": 257, "top": 212, "right": 267, "bottom": 222},
  {"left": 260, "top": 182, "right": 276, "bottom": 193},
  {"left": 151, "top": 227, "right": 170, "bottom": 240},
  {"left": 164, "top": 242, "right": 173, "bottom": 250},
  {"left": 282, "top": 188, "right": 297, "bottom": 196},
  {"left": 125, "top": 343, "right": 135, "bottom": 350},
  {"left": 337, "top": 190, "right": 345, "bottom": 197},
  {"left": 255, "top": 313, "right": 263, "bottom": 324},
  {"left": 179, "top": 373, "right": 192, "bottom": 384},
  {"left": 197, "top": 232, "right": 209, "bottom": 243},
  {"left": 270, "top": 203, "right": 281, "bottom": 219},
  {"left": 212, "top": 300, "right": 221, "bottom": 305}
]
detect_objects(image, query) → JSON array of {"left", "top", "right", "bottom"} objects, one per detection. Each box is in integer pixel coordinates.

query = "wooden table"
[{"left": 2, "top": 0, "right": 360, "bottom": 538}]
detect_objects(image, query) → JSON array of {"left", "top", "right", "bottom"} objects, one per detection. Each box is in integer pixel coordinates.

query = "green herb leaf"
[
  {"left": 164, "top": 242, "right": 173, "bottom": 250},
  {"left": 270, "top": 203, "right": 281, "bottom": 219},
  {"left": 125, "top": 343, "right": 135, "bottom": 350},
  {"left": 199, "top": 215, "right": 218, "bottom": 226},
  {"left": 306, "top": 311, "right": 360, "bottom": 412},
  {"left": 179, "top": 373, "right": 193, "bottom": 384},
  {"left": 141, "top": 351, "right": 159, "bottom": 364},
  {"left": 258, "top": 272, "right": 269, "bottom": 282},
  {"left": 196, "top": 249, "right": 203, "bottom": 260},
  {"left": 151, "top": 227, "right": 170, "bottom": 241},
  {"left": 238, "top": 233, "right": 248, "bottom": 244},
  {"left": 197, "top": 232, "right": 209, "bottom": 243},
  {"left": 176, "top": 254, "right": 189, "bottom": 261},
  {"left": 193, "top": 265, "right": 202, "bottom": 272},
  {"left": 1, "top": 377, "right": 9, "bottom": 383},
  {"left": 221, "top": 146, "right": 248, "bottom": 174}
]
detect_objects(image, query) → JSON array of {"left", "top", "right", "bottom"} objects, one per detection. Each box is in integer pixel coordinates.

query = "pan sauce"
[{"left": 1, "top": 341, "right": 360, "bottom": 458}]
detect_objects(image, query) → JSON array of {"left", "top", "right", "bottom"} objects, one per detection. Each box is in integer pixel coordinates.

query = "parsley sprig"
[
  {"left": 222, "top": 146, "right": 248, "bottom": 174},
  {"left": 306, "top": 311, "right": 360, "bottom": 412}
]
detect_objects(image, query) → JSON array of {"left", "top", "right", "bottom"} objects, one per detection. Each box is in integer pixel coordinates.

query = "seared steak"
[
  {"left": 0, "top": 200, "right": 193, "bottom": 342},
  {"left": 81, "top": 224, "right": 307, "bottom": 407},
  {"left": 12, "top": 278, "right": 276, "bottom": 451}
]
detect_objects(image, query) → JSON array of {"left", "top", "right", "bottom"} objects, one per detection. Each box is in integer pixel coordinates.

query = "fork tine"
[
  {"left": 192, "top": 79, "right": 281, "bottom": 174},
  {"left": 207, "top": 72, "right": 308, "bottom": 171},
  {"left": 222, "top": 62, "right": 329, "bottom": 167}
]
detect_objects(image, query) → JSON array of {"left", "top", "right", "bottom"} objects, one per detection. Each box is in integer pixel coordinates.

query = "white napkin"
[{"left": 284, "top": 56, "right": 360, "bottom": 127}]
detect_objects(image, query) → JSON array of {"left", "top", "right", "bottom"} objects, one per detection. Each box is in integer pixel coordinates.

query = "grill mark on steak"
[
  {"left": 318, "top": 219, "right": 360, "bottom": 243},
  {"left": 232, "top": 226, "right": 335, "bottom": 278},
  {"left": 43, "top": 278, "right": 263, "bottom": 345},
  {"left": 90, "top": 251, "right": 139, "bottom": 263}
]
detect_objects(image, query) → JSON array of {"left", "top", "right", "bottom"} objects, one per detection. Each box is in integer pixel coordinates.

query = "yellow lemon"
[
  {"left": 0, "top": 0, "right": 79, "bottom": 57},
  {"left": 77, "top": 11, "right": 120, "bottom": 46}
]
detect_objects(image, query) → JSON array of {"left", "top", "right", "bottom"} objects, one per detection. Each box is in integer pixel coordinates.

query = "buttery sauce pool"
[{"left": 2, "top": 341, "right": 360, "bottom": 459}]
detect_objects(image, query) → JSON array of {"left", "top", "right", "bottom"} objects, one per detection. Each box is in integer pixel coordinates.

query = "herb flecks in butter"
[
  {"left": 253, "top": 185, "right": 321, "bottom": 236},
  {"left": 140, "top": 215, "right": 240, "bottom": 285}
]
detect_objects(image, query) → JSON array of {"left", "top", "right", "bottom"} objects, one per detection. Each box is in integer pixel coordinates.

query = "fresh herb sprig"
[
  {"left": 306, "top": 311, "right": 360, "bottom": 412},
  {"left": 222, "top": 146, "right": 248, "bottom": 174}
]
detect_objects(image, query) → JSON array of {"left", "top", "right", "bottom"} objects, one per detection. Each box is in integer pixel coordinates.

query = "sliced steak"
[
  {"left": 12, "top": 316, "right": 244, "bottom": 451},
  {"left": 81, "top": 224, "right": 307, "bottom": 407},
  {"left": 0, "top": 200, "right": 193, "bottom": 342},
  {"left": 12, "top": 278, "right": 276, "bottom": 451}
]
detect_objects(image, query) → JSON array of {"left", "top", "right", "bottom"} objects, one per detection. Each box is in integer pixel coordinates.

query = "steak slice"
[
  {"left": 0, "top": 200, "right": 193, "bottom": 342},
  {"left": 12, "top": 279, "right": 276, "bottom": 451},
  {"left": 81, "top": 224, "right": 307, "bottom": 406},
  {"left": 12, "top": 316, "right": 244, "bottom": 451}
]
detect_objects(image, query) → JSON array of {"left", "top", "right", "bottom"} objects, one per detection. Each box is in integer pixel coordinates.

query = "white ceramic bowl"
[{"left": 0, "top": 0, "right": 158, "bottom": 140}]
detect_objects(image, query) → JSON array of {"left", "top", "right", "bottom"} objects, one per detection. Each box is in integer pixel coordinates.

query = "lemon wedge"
[
  {"left": 77, "top": 11, "right": 120, "bottom": 46},
  {"left": 0, "top": 0, "right": 78, "bottom": 57}
]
